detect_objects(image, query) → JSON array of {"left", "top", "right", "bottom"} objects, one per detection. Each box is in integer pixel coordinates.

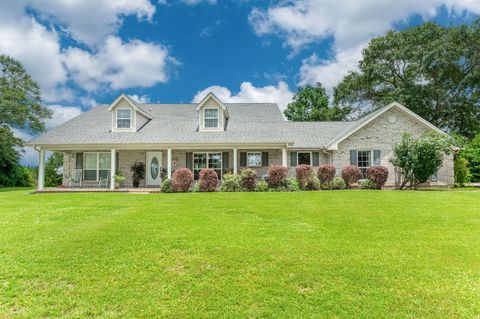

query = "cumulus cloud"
[
  {"left": 250, "top": 0, "right": 480, "bottom": 88},
  {"left": 192, "top": 81, "right": 294, "bottom": 111},
  {"left": 64, "top": 36, "right": 176, "bottom": 91},
  {"left": 129, "top": 94, "right": 151, "bottom": 104}
]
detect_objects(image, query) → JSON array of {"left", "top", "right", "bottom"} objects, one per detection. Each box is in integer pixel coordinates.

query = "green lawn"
[{"left": 1, "top": 189, "right": 480, "bottom": 318}]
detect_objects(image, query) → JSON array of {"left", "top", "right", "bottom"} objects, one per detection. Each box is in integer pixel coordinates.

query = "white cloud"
[
  {"left": 64, "top": 36, "right": 175, "bottom": 91},
  {"left": 129, "top": 94, "right": 151, "bottom": 103},
  {"left": 193, "top": 81, "right": 294, "bottom": 111},
  {"left": 45, "top": 105, "right": 82, "bottom": 129},
  {"left": 0, "top": 0, "right": 156, "bottom": 47},
  {"left": 250, "top": 0, "right": 480, "bottom": 88}
]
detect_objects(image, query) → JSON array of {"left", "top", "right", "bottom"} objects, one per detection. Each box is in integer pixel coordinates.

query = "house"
[{"left": 28, "top": 92, "right": 454, "bottom": 190}]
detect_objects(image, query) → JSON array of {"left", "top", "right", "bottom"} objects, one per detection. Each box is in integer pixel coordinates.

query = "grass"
[{"left": 1, "top": 189, "right": 480, "bottom": 318}]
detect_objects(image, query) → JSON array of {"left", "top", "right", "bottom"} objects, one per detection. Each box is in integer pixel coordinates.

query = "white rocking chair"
[
  {"left": 69, "top": 169, "right": 83, "bottom": 187},
  {"left": 98, "top": 170, "right": 111, "bottom": 188}
]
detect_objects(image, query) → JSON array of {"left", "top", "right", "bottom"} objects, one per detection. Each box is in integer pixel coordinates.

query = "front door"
[{"left": 146, "top": 152, "right": 162, "bottom": 186}]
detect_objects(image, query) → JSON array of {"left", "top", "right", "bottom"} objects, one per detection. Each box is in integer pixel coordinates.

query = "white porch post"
[
  {"left": 282, "top": 148, "right": 288, "bottom": 167},
  {"left": 233, "top": 148, "right": 238, "bottom": 174},
  {"left": 110, "top": 149, "right": 116, "bottom": 191},
  {"left": 38, "top": 149, "right": 45, "bottom": 190},
  {"left": 167, "top": 148, "right": 172, "bottom": 179}
]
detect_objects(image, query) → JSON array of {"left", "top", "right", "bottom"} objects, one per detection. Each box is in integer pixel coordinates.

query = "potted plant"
[
  {"left": 114, "top": 174, "right": 126, "bottom": 189},
  {"left": 130, "top": 161, "right": 146, "bottom": 188}
]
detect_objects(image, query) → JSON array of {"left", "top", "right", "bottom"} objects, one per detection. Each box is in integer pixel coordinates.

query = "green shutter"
[
  {"left": 240, "top": 152, "right": 247, "bottom": 167},
  {"left": 373, "top": 150, "right": 381, "bottom": 165},
  {"left": 75, "top": 152, "right": 83, "bottom": 169},
  {"left": 186, "top": 152, "right": 193, "bottom": 171},
  {"left": 350, "top": 150, "right": 357, "bottom": 165},
  {"left": 222, "top": 152, "right": 229, "bottom": 173},
  {"left": 262, "top": 152, "right": 269, "bottom": 166},
  {"left": 312, "top": 152, "right": 320, "bottom": 166},
  {"left": 116, "top": 152, "right": 120, "bottom": 175},
  {"left": 291, "top": 151, "right": 297, "bottom": 166}
]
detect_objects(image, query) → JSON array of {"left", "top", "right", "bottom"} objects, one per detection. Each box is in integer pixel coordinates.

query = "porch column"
[
  {"left": 38, "top": 149, "right": 45, "bottom": 190},
  {"left": 233, "top": 148, "right": 238, "bottom": 174},
  {"left": 167, "top": 148, "right": 172, "bottom": 179},
  {"left": 282, "top": 148, "right": 288, "bottom": 167},
  {"left": 110, "top": 149, "right": 116, "bottom": 191}
]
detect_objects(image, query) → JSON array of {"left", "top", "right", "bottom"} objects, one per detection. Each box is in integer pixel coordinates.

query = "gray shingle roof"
[{"left": 28, "top": 102, "right": 355, "bottom": 148}]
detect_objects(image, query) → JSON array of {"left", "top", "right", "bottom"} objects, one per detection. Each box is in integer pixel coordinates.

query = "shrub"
[
  {"left": 160, "top": 178, "right": 173, "bottom": 193},
  {"left": 192, "top": 182, "right": 200, "bottom": 192},
  {"left": 331, "top": 177, "right": 346, "bottom": 190},
  {"left": 172, "top": 168, "right": 193, "bottom": 192},
  {"left": 240, "top": 168, "right": 257, "bottom": 191},
  {"left": 310, "top": 176, "right": 321, "bottom": 190},
  {"left": 199, "top": 168, "right": 218, "bottom": 192},
  {"left": 267, "top": 165, "right": 288, "bottom": 188},
  {"left": 255, "top": 180, "right": 269, "bottom": 192},
  {"left": 220, "top": 174, "right": 241, "bottom": 192},
  {"left": 341, "top": 165, "right": 361, "bottom": 188},
  {"left": 317, "top": 164, "right": 336, "bottom": 184},
  {"left": 360, "top": 179, "right": 376, "bottom": 190},
  {"left": 296, "top": 165, "right": 313, "bottom": 190},
  {"left": 130, "top": 161, "right": 145, "bottom": 187},
  {"left": 454, "top": 157, "right": 471, "bottom": 187},
  {"left": 272, "top": 177, "right": 300, "bottom": 192},
  {"left": 366, "top": 166, "right": 389, "bottom": 189}
]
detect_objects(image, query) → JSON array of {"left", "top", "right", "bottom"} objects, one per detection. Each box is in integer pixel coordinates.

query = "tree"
[
  {"left": 460, "top": 133, "right": 480, "bottom": 182},
  {"left": 390, "top": 132, "right": 452, "bottom": 189},
  {"left": 284, "top": 82, "right": 352, "bottom": 121},
  {"left": 45, "top": 152, "right": 63, "bottom": 187},
  {"left": 0, "top": 55, "right": 52, "bottom": 186},
  {"left": 334, "top": 20, "right": 480, "bottom": 138}
]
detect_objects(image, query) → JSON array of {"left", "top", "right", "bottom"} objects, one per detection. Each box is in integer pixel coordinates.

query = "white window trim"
[
  {"left": 202, "top": 107, "right": 220, "bottom": 130},
  {"left": 192, "top": 152, "right": 223, "bottom": 179},
  {"left": 357, "top": 150, "right": 373, "bottom": 179},
  {"left": 113, "top": 107, "right": 135, "bottom": 132},
  {"left": 83, "top": 152, "right": 110, "bottom": 181},
  {"left": 246, "top": 151, "right": 262, "bottom": 167},
  {"left": 297, "top": 151, "right": 312, "bottom": 166}
]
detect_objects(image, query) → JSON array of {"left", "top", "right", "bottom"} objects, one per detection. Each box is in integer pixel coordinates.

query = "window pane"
[
  {"left": 194, "top": 153, "right": 207, "bottom": 180},
  {"left": 247, "top": 153, "right": 261, "bottom": 167},
  {"left": 298, "top": 152, "right": 311, "bottom": 165},
  {"left": 99, "top": 170, "right": 109, "bottom": 179},
  {"left": 208, "top": 153, "right": 222, "bottom": 169},
  {"left": 204, "top": 118, "right": 218, "bottom": 128},
  {"left": 204, "top": 109, "right": 218, "bottom": 118},
  {"left": 84, "top": 153, "right": 97, "bottom": 170},
  {"left": 84, "top": 170, "right": 97, "bottom": 180},
  {"left": 99, "top": 153, "right": 111, "bottom": 170},
  {"left": 357, "top": 150, "right": 371, "bottom": 179},
  {"left": 117, "top": 119, "right": 131, "bottom": 128},
  {"left": 117, "top": 109, "right": 131, "bottom": 119}
]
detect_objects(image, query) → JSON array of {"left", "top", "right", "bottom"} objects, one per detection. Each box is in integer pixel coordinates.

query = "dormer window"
[
  {"left": 204, "top": 108, "right": 219, "bottom": 128},
  {"left": 117, "top": 108, "right": 132, "bottom": 129}
]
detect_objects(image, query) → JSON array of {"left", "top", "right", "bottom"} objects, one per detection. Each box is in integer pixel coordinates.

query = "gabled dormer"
[
  {"left": 108, "top": 93, "right": 153, "bottom": 132},
  {"left": 196, "top": 92, "right": 229, "bottom": 132}
]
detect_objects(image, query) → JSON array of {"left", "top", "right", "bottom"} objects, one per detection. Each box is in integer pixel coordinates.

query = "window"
[
  {"left": 204, "top": 108, "right": 219, "bottom": 128},
  {"left": 84, "top": 152, "right": 111, "bottom": 181},
  {"left": 247, "top": 152, "right": 262, "bottom": 167},
  {"left": 357, "top": 150, "right": 371, "bottom": 179},
  {"left": 193, "top": 152, "right": 222, "bottom": 180},
  {"left": 297, "top": 152, "right": 312, "bottom": 165},
  {"left": 117, "top": 108, "right": 131, "bottom": 129}
]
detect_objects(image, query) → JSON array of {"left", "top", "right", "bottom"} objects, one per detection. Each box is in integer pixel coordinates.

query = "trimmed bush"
[
  {"left": 360, "top": 179, "right": 376, "bottom": 190},
  {"left": 296, "top": 165, "right": 313, "bottom": 190},
  {"left": 160, "top": 178, "right": 173, "bottom": 193},
  {"left": 255, "top": 180, "right": 269, "bottom": 192},
  {"left": 317, "top": 164, "right": 336, "bottom": 184},
  {"left": 331, "top": 177, "right": 346, "bottom": 190},
  {"left": 271, "top": 177, "right": 300, "bottom": 192},
  {"left": 366, "top": 166, "right": 389, "bottom": 189},
  {"left": 192, "top": 182, "right": 200, "bottom": 192},
  {"left": 310, "top": 176, "right": 321, "bottom": 190},
  {"left": 267, "top": 165, "right": 288, "bottom": 188},
  {"left": 172, "top": 168, "right": 193, "bottom": 192},
  {"left": 240, "top": 168, "right": 257, "bottom": 191},
  {"left": 199, "top": 168, "right": 218, "bottom": 192},
  {"left": 341, "top": 165, "right": 361, "bottom": 188},
  {"left": 220, "top": 174, "right": 241, "bottom": 192}
]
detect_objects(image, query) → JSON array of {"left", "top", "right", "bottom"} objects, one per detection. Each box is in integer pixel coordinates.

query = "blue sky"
[{"left": 0, "top": 0, "right": 478, "bottom": 164}]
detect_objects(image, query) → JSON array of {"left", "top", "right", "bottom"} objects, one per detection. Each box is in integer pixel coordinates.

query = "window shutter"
[
  {"left": 75, "top": 152, "right": 83, "bottom": 169},
  {"left": 240, "top": 152, "right": 247, "bottom": 167},
  {"left": 312, "top": 152, "right": 320, "bottom": 166},
  {"left": 222, "top": 152, "right": 229, "bottom": 172},
  {"left": 350, "top": 150, "right": 357, "bottom": 165},
  {"left": 373, "top": 150, "right": 381, "bottom": 165},
  {"left": 116, "top": 152, "right": 120, "bottom": 175},
  {"left": 291, "top": 151, "right": 297, "bottom": 166},
  {"left": 186, "top": 152, "right": 193, "bottom": 171},
  {"left": 262, "top": 152, "right": 269, "bottom": 166}
]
